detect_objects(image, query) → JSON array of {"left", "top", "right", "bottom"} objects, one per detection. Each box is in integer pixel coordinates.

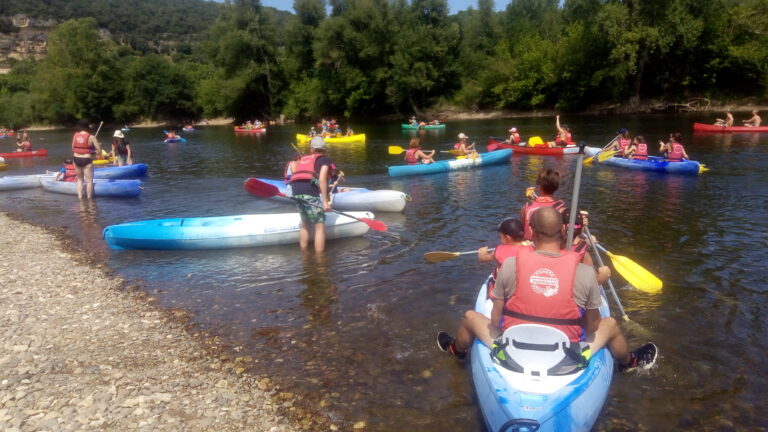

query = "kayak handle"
[{"left": 499, "top": 419, "right": 540, "bottom": 432}]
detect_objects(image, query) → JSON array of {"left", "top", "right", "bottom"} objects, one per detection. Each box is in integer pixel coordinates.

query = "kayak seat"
[{"left": 492, "top": 324, "right": 584, "bottom": 378}]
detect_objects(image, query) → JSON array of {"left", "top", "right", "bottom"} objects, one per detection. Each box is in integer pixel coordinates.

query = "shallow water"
[{"left": 1, "top": 115, "right": 767, "bottom": 430}]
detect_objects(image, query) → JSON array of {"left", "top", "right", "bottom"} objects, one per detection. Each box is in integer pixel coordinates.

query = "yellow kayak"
[{"left": 296, "top": 133, "right": 366, "bottom": 145}]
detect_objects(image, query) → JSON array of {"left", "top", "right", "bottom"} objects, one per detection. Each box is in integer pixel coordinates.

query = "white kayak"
[
  {"left": 255, "top": 178, "right": 409, "bottom": 212},
  {"left": 40, "top": 178, "right": 142, "bottom": 198},
  {"left": 0, "top": 174, "right": 47, "bottom": 191},
  {"left": 103, "top": 211, "right": 374, "bottom": 250}
]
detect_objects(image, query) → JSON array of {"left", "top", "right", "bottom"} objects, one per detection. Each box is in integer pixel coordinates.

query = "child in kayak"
[
  {"left": 520, "top": 168, "right": 566, "bottom": 240},
  {"left": 605, "top": 128, "right": 630, "bottom": 157},
  {"left": 561, "top": 209, "right": 611, "bottom": 284},
  {"left": 478, "top": 217, "right": 529, "bottom": 298},
  {"left": 624, "top": 135, "right": 649, "bottom": 160},
  {"left": 659, "top": 132, "right": 689, "bottom": 162},
  {"left": 55, "top": 159, "right": 77, "bottom": 182},
  {"left": 404, "top": 138, "right": 435, "bottom": 165}
]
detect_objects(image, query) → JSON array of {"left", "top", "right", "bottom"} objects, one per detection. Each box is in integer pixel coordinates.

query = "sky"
[{"left": 259, "top": 0, "right": 508, "bottom": 13}]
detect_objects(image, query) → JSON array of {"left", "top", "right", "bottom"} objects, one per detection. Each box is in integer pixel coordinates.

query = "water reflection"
[{"left": 299, "top": 252, "right": 338, "bottom": 324}]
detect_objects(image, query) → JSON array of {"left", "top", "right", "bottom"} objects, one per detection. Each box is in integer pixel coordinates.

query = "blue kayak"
[
  {"left": 40, "top": 178, "right": 142, "bottom": 198},
  {"left": 388, "top": 149, "right": 512, "bottom": 177},
  {"left": 103, "top": 211, "right": 373, "bottom": 250},
  {"left": 94, "top": 163, "right": 148, "bottom": 179},
  {"left": 585, "top": 146, "right": 704, "bottom": 175},
  {"left": 165, "top": 137, "right": 182, "bottom": 143},
  {"left": 471, "top": 278, "right": 613, "bottom": 432}
]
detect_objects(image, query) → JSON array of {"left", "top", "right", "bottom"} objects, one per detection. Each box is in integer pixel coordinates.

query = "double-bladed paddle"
[
  {"left": 583, "top": 135, "right": 620, "bottom": 165},
  {"left": 423, "top": 248, "right": 495, "bottom": 263},
  {"left": 583, "top": 226, "right": 629, "bottom": 321},
  {"left": 243, "top": 178, "right": 387, "bottom": 232}
]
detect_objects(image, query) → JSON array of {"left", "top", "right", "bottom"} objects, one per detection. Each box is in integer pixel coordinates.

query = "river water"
[{"left": 1, "top": 114, "right": 766, "bottom": 430}]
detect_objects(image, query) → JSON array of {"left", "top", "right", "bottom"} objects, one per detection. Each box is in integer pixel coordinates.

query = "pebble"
[{"left": 0, "top": 213, "right": 298, "bottom": 431}]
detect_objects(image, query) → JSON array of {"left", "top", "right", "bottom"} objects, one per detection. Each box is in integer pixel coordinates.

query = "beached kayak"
[
  {"left": 40, "top": 178, "right": 142, "bottom": 198},
  {"left": 692, "top": 122, "right": 768, "bottom": 133},
  {"left": 296, "top": 133, "right": 366, "bottom": 145},
  {"left": 388, "top": 149, "right": 512, "bottom": 177},
  {"left": 102, "top": 211, "right": 374, "bottom": 250},
  {"left": 254, "top": 178, "right": 409, "bottom": 212},
  {"left": 487, "top": 139, "right": 580, "bottom": 155},
  {"left": 0, "top": 174, "right": 47, "bottom": 191},
  {"left": 94, "top": 163, "right": 148, "bottom": 179},
  {"left": 234, "top": 127, "right": 266, "bottom": 133},
  {"left": 401, "top": 123, "right": 446, "bottom": 130},
  {"left": 584, "top": 146, "right": 704, "bottom": 175},
  {"left": 471, "top": 278, "right": 613, "bottom": 432},
  {"left": 0, "top": 149, "right": 48, "bottom": 159}
]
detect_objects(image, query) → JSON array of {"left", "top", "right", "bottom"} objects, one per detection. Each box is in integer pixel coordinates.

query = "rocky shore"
[{"left": 0, "top": 213, "right": 299, "bottom": 431}]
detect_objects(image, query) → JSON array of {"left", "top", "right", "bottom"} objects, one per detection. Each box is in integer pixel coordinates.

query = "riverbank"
[{"left": 0, "top": 212, "right": 300, "bottom": 431}]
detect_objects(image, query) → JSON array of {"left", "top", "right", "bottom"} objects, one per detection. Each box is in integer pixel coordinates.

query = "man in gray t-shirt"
[{"left": 437, "top": 206, "right": 656, "bottom": 371}]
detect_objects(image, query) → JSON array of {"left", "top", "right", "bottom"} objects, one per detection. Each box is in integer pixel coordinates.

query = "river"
[{"left": 1, "top": 114, "right": 766, "bottom": 430}]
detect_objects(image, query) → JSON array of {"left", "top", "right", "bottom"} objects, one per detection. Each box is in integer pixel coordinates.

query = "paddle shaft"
[
  {"left": 565, "top": 144, "right": 586, "bottom": 251},
  {"left": 286, "top": 193, "right": 377, "bottom": 228},
  {"left": 94, "top": 121, "right": 104, "bottom": 137},
  {"left": 583, "top": 226, "right": 628, "bottom": 320}
]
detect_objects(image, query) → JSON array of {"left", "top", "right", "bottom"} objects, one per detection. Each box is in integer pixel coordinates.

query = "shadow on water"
[{"left": 2, "top": 115, "right": 768, "bottom": 430}]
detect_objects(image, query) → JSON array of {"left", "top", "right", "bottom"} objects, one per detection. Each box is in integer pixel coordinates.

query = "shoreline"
[{"left": 0, "top": 212, "right": 305, "bottom": 431}]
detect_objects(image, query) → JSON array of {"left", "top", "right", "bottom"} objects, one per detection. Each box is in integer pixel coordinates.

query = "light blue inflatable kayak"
[
  {"left": 471, "top": 278, "right": 613, "bottom": 432},
  {"left": 255, "top": 178, "right": 409, "bottom": 212},
  {"left": 388, "top": 149, "right": 511, "bottom": 177},
  {"left": 40, "top": 178, "right": 142, "bottom": 198},
  {"left": 94, "top": 163, "right": 148, "bottom": 179},
  {"left": 103, "top": 211, "right": 374, "bottom": 250},
  {"left": 585, "top": 146, "right": 704, "bottom": 175}
]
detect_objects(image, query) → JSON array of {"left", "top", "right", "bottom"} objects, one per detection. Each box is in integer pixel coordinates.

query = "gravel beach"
[{"left": 0, "top": 212, "right": 299, "bottom": 431}]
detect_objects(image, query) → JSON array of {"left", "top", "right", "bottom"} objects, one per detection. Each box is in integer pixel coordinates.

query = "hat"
[
  {"left": 458, "top": 133, "right": 468, "bottom": 139},
  {"left": 310, "top": 136, "right": 326, "bottom": 150},
  {"left": 113, "top": 130, "right": 124, "bottom": 138},
  {"left": 618, "top": 128, "right": 628, "bottom": 134},
  {"left": 509, "top": 127, "right": 517, "bottom": 132}
]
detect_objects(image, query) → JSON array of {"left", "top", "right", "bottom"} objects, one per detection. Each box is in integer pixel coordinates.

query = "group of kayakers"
[
  {"left": 308, "top": 118, "right": 354, "bottom": 138},
  {"left": 497, "top": 115, "right": 575, "bottom": 148},
  {"left": 407, "top": 116, "right": 442, "bottom": 127},
  {"left": 238, "top": 120, "right": 265, "bottom": 130},
  {"left": 605, "top": 128, "right": 691, "bottom": 162},
  {"left": 713, "top": 109, "right": 761, "bottom": 127},
  {"left": 15, "top": 130, "right": 32, "bottom": 152},
  {"left": 437, "top": 167, "right": 657, "bottom": 373}
]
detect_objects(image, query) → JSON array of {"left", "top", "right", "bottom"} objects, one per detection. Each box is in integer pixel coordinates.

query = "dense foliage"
[{"left": 0, "top": 0, "right": 766, "bottom": 127}]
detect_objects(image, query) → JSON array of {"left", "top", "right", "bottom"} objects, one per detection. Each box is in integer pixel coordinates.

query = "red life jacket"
[
  {"left": 618, "top": 138, "right": 630, "bottom": 153},
  {"left": 405, "top": 148, "right": 419, "bottom": 165},
  {"left": 522, "top": 197, "right": 566, "bottom": 240},
  {"left": 510, "top": 133, "right": 520, "bottom": 144},
  {"left": 487, "top": 243, "right": 529, "bottom": 298},
  {"left": 62, "top": 163, "right": 77, "bottom": 182},
  {"left": 288, "top": 154, "right": 322, "bottom": 183},
  {"left": 570, "top": 240, "right": 588, "bottom": 262},
  {"left": 556, "top": 131, "right": 573, "bottom": 146},
  {"left": 21, "top": 141, "right": 31, "bottom": 151},
  {"left": 633, "top": 143, "right": 648, "bottom": 160},
  {"left": 72, "top": 131, "right": 91, "bottom": 154},
  {"left": 453, "top": 142, "right": 462, "bottom": 150},
  {"left": 667, "top": 143, "right": 684, "bottom": 162},
  {"left": 502, "top": 248, "right": 583, "bottom": 341}
]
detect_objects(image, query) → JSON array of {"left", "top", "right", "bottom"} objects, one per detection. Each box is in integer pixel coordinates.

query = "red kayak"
[
  {"left": 487, "top": 139, "right": 580, "bottom": 155},
  {"left": 234, "top": 127, "right": 266, "bottom": 133},
  {"left": 693, "top": 122, "right": 768, "bottom": 133},
  {"left": 0, "top": 149, "right": 48, "bottom": 158}
]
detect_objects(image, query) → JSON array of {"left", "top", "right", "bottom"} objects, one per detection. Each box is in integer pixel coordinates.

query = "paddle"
[
  {"left": 243, "top": 178, "right": 387, "bottom": 232},
  {"left": 582, "top": 226, "right": 628, "bottom": 321},
  {"left": 424, "top": 248, "right": 495, "bottom": 263},
  {"left": 592, "top": 242, "right": 662, "bottom": 293},
  {"left": 388, "top": 145, "right": 407, "bottom": 155},
  {"left": 565, "top": 143, "right": 587, "bottom": 251},
  {"left": 583, "top": 135, "right": 620, "bottom": 165},
  {"left": 596, "top": 150, "right": 619, "bottom": 162}
]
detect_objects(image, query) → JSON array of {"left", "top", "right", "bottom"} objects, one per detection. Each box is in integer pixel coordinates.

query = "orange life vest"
[
  {"left": 72, "top": 131, "right": 91, "bottom": 154},
  {"left": 288, "top": 154, "right": 322, "bottom": 183},
  {"left": 522, "top": 198, "right": 566, "bottom": 241}
]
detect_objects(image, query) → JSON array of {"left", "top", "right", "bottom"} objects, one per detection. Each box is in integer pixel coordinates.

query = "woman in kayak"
[
  {"left": 659, "top": 132, "right": 689, "bottom": 162},
  {"left": 554, "top": 115, "right": 574, "bottom": 147},
  {"left": 404, "top": 138, "right": 435, "bottom": 165},
  {"left": 454, "top": 133, "right": 478, "bottom": 158},
  {"left": 478, "top": 217, "right": 528, "bottom": 298},
  {"left": 624, "top": 135, "right": 648, "bottom": 160},
  {"left": 742, "top": 109, "right": 762, "bottom": 127},
  {"left": 605, "top": 128, "right": 630, "bottom": 156},
  {"left": 520, "top": 168, "right": 566, "bottom": 240}
]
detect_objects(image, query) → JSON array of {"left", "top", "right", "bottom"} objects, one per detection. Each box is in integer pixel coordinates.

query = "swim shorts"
[
  {"left": 294, "top": 194, "right": 326, "bottom": 225},
  {"left": 73, "top": 156, "right": 92, "bottom": 167}
]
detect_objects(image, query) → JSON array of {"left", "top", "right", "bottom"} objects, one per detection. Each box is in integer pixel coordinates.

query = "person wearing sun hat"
[
  {"left": 506, "top": 127, "right": 521, "bottom": 145},
  {"left": 110, "top": 129, "right": 133, "bottom": 166},
  {"left": 287, "top": 136, "right": 335, "bottom": 253},
  {"left": 454, "top": 132, "right": 477, "bottom": 158}
]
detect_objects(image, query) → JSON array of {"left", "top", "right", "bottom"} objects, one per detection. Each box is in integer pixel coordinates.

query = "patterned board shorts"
[{"left": 294, "top": 194, "right": 326, "bottom": 224}]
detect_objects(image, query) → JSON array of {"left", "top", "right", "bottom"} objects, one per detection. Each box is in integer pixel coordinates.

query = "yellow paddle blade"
[
  {"left": 0, "top": 163, "right": 6, "bottom": 170},
  {"left": 605, "top": 251, "right": 663, "bottom": 293},
  {"left": 456, "top": 155, "right": 467, "bottom": 159},
  {"left": 583, "top": 155, "right": 596, "bottom": 165},
  {"left": 698, "top": 164, "right": 709, "bottom": 173},
  {"left": 93, "top": 159, "right": 111, "bottom": 165},
  {"left": 597, "top": 150, "right": 619, "bottom": 162},
  {"left": 423, "top": 251, "right": 461, "bottom": 263},
  {"left": 388, "top": 145, "right": 406, "bottom": 155}
]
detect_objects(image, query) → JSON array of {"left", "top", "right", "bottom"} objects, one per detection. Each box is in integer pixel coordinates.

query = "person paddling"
[
  {"left": 437, "top": 206, "right": 658, "bottom": 373},
  {"left": 714, "top": 109, "right": 734, "bottom": 127},
  {"left": 404, "top": 137, "right": 435, "bottom": 165},
  {"left": 288, "top": 136, "right": 335, "bottom": 253},
  {"left": 71, "top": 120, "right": 102, "bottom": 200},
  {"left": 520, "top": 168, "right": 566, "bottom": 241},
  {"left": 477, "top": 217, "right": 529, "bottom": 298},
  {"left": 742, "top": 109, "right": 762, "bottom": 127},
  {"left": 606, "top": 128, "right": 631, "bottom": 157},
  {"left": 659, "top": 132, "right": 689, "bottom": 162},
  {"left": 454, "top": 133, "right": 477, "bottom": 158},
  {"left": 624, "top": 135, "right": 649, "bottom": 160},
  {"left": 110, "top": 130, "right": 133, "bottom": 166},
  {"left": 506, "top": 127, "right": 521, "bottom": 146}
]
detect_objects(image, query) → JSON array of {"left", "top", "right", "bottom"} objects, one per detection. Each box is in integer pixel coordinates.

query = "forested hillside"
[{"left": 0, "top": 0, "right": 766, "bottom": 128}]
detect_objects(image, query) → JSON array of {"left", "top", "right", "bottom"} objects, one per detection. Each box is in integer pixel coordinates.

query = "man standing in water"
[
  {"left": 437, "top": 206, "right": 657, "bottom": 372},
  {"left": 288, "top": 136, "right": 333, "bottom": 253},
  {"left": 71, "top": 120, "right": 102, "bottom": 200}
]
